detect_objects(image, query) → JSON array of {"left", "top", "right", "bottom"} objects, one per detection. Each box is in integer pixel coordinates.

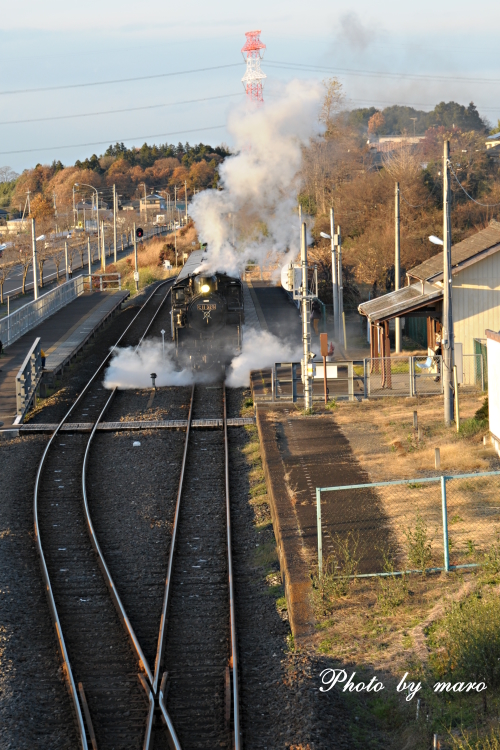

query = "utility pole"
[
  {"left": 301, "top": 222, "right": 312, "bottom": 412},
  {"left": 184, "top": 180, "right": 188, "bottom": 224},
  {"left": 174, "top": 218, "right": 178, "bottom": 268},
  {"left": 101, "top": 221, "right": 106, "bottom": 272},
  {"left": 395, "top": 182, "right": 401, "bottom": 353},
  {"left": 64, "top": 241, "right": 69, "bottom": 282},
  {"left": 133, "top": 222, "right": 139, "bottom": 292},
  {"left": 31, "top": 218, "right": 38, "bottom": 301},
  {"left": 87, "top": 236, "right": 92, "bottom": 278},
  {"left": 442, "top": 140, "right": 454, "bottom": 426},
  {"left": 330, "top": 207, "right": 339, "bottom": 340},
  {"left": 96, "top": 191, "right": 100, "bottom": 268},
  {"left": 113, "top": 184, "right": 117, "bottom": 263},
  {"left": 336, "top": 225, "right": 343, "bottom": 345}
]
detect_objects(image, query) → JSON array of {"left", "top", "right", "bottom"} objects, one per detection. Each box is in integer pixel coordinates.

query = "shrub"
[
  {"left": 404, "top": 512, "right": 433, "bottom": 571},
  {"left": 434, "top": 593, "right": 500, "bottom": 689},
  {"left": 377, "top": 553, "right": 408, "bottom": 612}
]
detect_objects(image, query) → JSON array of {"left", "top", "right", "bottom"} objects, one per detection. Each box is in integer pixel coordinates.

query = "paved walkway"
[{"left": 0, "top": 291, "right": 128, "bottom": 430}]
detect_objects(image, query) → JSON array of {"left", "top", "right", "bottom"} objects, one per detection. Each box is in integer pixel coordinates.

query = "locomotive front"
[{"left": 171, "top": 251, "right": 244, "bottom": 369}]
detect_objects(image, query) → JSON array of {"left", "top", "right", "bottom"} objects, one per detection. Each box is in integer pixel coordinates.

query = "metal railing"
[
  {"left": 15, "top": 337, "right": 42, "bottom": 421},
  {"left": 315, "top": 471, "right": 500, "bottom": 577},
  {"left": 272, "top": 361, "right": 355, "bottom": 402},
  {"left": 1, "top": 276, "right": 84, "bottom": 349},
  {"left": 84, "top": 272, "right": 121, "bottom": 291}
]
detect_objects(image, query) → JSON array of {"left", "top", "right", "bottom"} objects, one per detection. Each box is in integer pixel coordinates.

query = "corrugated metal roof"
[
  {"left": 409, "top": 220, "right": 500, "bottom": 281},
  {"left": 359, "top": 281, "right": 442, "bottom": 322}
]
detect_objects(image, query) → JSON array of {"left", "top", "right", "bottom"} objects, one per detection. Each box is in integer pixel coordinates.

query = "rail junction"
[{"left": 33, "top": 279, "right": 241, "bottom": 749}]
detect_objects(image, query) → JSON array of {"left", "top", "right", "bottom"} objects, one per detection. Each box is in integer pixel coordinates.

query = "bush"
[
  {"left": 434, "top": 593, "right": 500, "bottom": 689},
  {"left": 475, "top": 398, "right": 489, "bottom": 421},
  {"left": 404, "top": 513, "right": 433, "bottom": 571},
  {"left": 459, "top": 417, "right": 487, "bottom": 437}
]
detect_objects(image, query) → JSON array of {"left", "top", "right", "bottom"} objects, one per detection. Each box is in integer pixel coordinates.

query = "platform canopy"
[{"left": 359, "top": 281, "right": 443, "bottom": 324}]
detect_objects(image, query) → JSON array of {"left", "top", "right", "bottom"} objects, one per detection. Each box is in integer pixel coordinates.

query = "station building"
[{"left": 359, "top": 220, "right": 500, "bottom": 360}]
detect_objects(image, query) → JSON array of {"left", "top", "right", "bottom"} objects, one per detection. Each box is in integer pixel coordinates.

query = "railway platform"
[
  {"left": 247, "top": 281, "right": 376, "bottom": 638},
  {"left": 0, "top": 290, "right": 128, "bottom": 433}
]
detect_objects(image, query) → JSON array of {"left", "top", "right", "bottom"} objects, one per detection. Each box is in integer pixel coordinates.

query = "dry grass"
[
  {"left": 333, "top": 391, "right": 497, "bottom": 481},
  {"left": 106, "top": 236, "right": 176, "bottom": 296}
]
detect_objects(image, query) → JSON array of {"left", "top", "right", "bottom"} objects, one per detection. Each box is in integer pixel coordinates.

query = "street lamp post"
[
  {"left": 31, "top": 218, "right": 39, "bottom": 301},
  {"left": 74, "top": 182, "right": 99, "bottom": 271},
  {"left": 442, "top": 140, "right": 454, "bottom": 426}
]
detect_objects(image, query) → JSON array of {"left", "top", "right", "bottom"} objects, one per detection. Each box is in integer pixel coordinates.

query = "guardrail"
[
  {"left": 1, "top": 276, "right": 84, "bottom": 349},
  {"left": 15, "top": 337, "right": 42, "bottom": 422}
]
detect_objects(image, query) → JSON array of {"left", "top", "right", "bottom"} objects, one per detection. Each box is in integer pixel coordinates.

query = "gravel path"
[{"left": 0, "top": 434, "right": 79, "bottom": 750}]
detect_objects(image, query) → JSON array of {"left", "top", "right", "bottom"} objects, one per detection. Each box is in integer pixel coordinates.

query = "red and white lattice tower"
[{"left": 241, "top": 30, "right": 266, "bottom": 103}]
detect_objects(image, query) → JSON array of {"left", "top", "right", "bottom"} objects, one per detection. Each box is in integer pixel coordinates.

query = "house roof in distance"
[{"left": 408, "top": 220, "right": 500, "bottom": 282}]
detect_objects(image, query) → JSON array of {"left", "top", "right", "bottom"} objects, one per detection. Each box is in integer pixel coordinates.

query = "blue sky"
[{"left": 1, "top": 0, "right": 498, "bottom": 172}]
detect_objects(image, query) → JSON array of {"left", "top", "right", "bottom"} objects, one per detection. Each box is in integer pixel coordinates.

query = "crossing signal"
[{"left": 136, "top": 227, "right": 144, "bottom": 238}]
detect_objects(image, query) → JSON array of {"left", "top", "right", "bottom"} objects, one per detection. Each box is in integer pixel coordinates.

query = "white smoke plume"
[
  {"left": 104, "top": 340, "right": 195, "bottom": 389},
  {"left": 103, "top": 329, "right": 302, "bottom": 389},
  {"left": 225, "top": 327, "right": 302, "bottom": 387},
  {"left": 190, "top": 79, "right": 324, "bottom": 276}
]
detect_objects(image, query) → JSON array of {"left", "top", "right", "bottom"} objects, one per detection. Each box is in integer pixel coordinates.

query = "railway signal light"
[{"left": 136, "top": 227, "right": 144, "bottom": 238}]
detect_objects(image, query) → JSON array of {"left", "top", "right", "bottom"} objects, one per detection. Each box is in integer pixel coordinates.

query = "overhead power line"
[
  {"left": 0, "top": 93, "right": 241, "bottom": 126},
  {"left": 0, "top": 125, "right": 226, "bottom": 156},
  {"left": 0, "top": 64, "right": 242, "bottom": 96},
  {"left": 266, "top": 60, "right": 500, "bottom": 86}
]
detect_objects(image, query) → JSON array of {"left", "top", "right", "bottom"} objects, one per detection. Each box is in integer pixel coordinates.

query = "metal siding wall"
[{"left": 452, "top": 254, "right": 500, "bottom": 356}]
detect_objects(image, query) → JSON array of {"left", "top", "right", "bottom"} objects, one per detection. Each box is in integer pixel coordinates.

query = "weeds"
[
  {"left": 404, "top": 513, "right": 433, "bottom": 572},
  {"left": 449, "top": 727, "right": 500, "bottom": 750},
  {"left": 484, "top": 536, "right": 500, "bottom": 574},
  {"left": 325, "top": 399, "right": 338, "bottom": 411},
  {"left": 431, "top": 592, "right": 500, "bottom": 690},
  {"left": 313, "top": 532, "right": 360, "bottom": 615},
  {"left": 377, "top": 553, "right": 409, "bottom": 613},
  {"left": 459, "top": 417, "right": 488, "bottom": 438}
]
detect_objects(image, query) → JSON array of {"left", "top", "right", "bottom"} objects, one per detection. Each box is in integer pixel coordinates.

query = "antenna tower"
[{"left": 241, "top": 30, "right": 266, "bottom": 104}]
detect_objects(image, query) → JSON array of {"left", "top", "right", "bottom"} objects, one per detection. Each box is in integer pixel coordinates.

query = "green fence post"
[
  {"left": 316, "top": 487, "right": 323, "bottom": 577},
  {"left": 440, "top": 476, "right": 450, "bottom": 572}
]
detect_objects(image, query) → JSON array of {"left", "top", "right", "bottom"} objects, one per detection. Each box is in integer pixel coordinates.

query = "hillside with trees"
[
  {"left": 303, "top": 85, "right": 500, "bottom": 307},
  {"left": 344, "top": 100, "right": 489, "bottom": 136},
  {"left": 4, "top": 141, "right": 229, "bottom": 222}
]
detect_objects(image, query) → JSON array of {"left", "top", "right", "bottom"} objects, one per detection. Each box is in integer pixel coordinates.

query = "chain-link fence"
[
  {"left": 462, "top": 353, "right": 484, "bottom": 391},
  {"left": 315, "top": 471, "right": 500, "bottom": 578},
  {"left": 366, "top": 355, "right": 443, "bottom": 398}
]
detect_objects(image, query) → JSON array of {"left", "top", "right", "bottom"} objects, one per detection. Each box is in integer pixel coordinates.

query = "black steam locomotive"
[{"left": 170, "top": 249, "right": 244, "bottom": 368}]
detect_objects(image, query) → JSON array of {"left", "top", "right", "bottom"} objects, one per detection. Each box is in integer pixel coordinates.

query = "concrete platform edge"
[{"left": 256, "top": 407, "right": 315, "bottom": 642}]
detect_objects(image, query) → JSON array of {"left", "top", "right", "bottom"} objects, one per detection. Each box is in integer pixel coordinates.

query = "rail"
[
  {"left": 223, "top": 383, "right": 241, "bottom": 748},
  {"left": 1, "top": 276, "right": 84, "bottom": 348},
  {"left": 15, "top": 336, "right": 42, "bottom": 421},
  {"left": 82, "top": 389, "right": 154, "bottom": 684},
  {"left": 33, "top": 277, "right": 176, "bottom": 749}
]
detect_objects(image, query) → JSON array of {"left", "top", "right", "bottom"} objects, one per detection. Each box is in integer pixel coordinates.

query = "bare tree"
[
  {"left": 0, "top": 246, "right": 16, "bottom": 304},
  {"left": 0, "top": 166, "right": 19, "bottom": 183},
  {"left": 14, "top": 235, "right": 32, "bottom": 295}
]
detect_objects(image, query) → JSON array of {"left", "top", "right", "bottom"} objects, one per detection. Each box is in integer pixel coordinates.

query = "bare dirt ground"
[{"left": 295, "top": 391, "right": 500, "bottom": 749}]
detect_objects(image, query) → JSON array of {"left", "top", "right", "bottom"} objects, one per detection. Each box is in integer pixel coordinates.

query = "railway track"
[
  {"left": 154, "top": 383, "right": 240, "bottom": 749},
  {"left": 34, "top": 280, "right": 175, "bottom": 750},
  {"left": 34, "top": 280, "right": 241, "bottom": 749}
]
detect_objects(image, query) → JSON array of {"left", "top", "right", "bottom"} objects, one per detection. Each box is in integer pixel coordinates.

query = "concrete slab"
[{"left": 0, "top": 291, "right": 128, "bottom": 429}]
